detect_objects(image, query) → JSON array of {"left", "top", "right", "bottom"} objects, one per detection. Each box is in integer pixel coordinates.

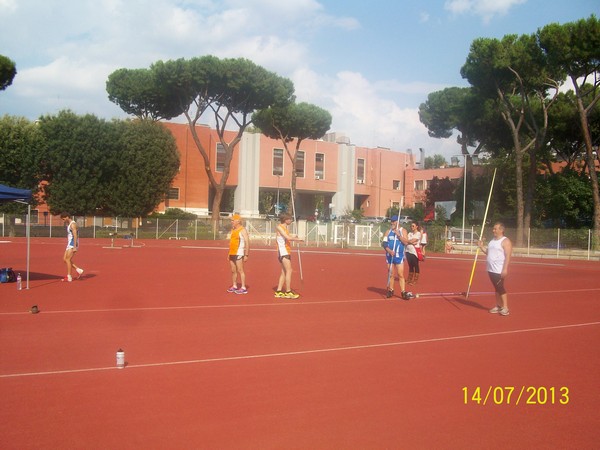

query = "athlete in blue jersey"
[{"left": 383, "top": 215, "right": 414, "bottom": 300}]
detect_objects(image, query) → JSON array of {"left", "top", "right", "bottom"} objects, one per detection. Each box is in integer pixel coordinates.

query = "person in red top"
[{"left": 227, "top": 214, "right": 250, "bottom": 294}]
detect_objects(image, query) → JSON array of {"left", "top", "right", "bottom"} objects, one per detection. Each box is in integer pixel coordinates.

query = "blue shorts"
[{"left": 386, "top": 254, "right": 404, "bottom": 265}]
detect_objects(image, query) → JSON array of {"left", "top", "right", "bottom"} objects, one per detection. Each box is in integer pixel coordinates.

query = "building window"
[
  {"left": 315, "top": 153, "right": 324, "bottom": 179},
  {"left": 415, "top": 180, "right": 424, "bottom": 191},
  {"left": 357, "top": 158, "right": 365, "bottom": 183},
  {"left": 393, "top": 180, "right": 401, "bottom": 190},
  {"left": 167, "top": 188, "right": 180, "bottom": 200},
  {"left": 273, "top": 148, "right": 284, "bottom": 176},
  {"left": 216, "top": 143, "right": 226, "bottom": 172},
  {"left": 295, "top": 151, "right": 305, "bottom": 178}
]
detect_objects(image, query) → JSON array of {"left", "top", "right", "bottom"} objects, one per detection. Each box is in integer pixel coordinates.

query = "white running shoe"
[{"left": 76, "top": 268, "right": 84, "bottom": 279}]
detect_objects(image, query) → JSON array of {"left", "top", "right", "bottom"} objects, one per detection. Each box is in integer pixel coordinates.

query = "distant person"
[
  {"left": 405, "top": 221, "right": 422, "bottom": 285},
  {"left": 383, "top": 215, "right": 414, "bottom": 299},
  {"left": 478, "top": 222, "right": 512, "bottom": 316},
  {"left": 227, "top": 214, "right": 250, "bottom": 294},
  {"left": 274, "top": 213, "right": 303, "bottom": 299},
  {"left": 60, "top": 213, "right": 84, "bottom": 282}
]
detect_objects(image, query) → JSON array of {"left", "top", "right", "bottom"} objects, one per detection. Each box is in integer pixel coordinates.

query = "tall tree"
[
  {"left": 38, "top": 111, "right": 119, "bottom": 215},
  {"left": 419, "top": 87, "right": 487, "bottom": 158},
  {"left": 105, "top": 120, "right": 180, "bottom": 217},
  {"left": 107, "top": 56, "right": 295, "bottom": 220},
  {"left": 461, "top": 33, "right": 562, "bottom": 246},
  {"left": 253, "top": 102, "right": 332, "bottom": 210},
  {"left": 38, "top": 111, "right": 179, "bottom": 216},
  {"left": 0, "top": 55, "right": 16, "bottom": 91},
  {"left": 539, "top": 15, "right": 600, "bottom": 245}
]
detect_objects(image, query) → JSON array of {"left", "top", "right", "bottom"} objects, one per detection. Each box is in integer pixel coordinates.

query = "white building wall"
[
  {"left": 234, "top": 132, "right": 261, "bottom": 218},
  {"left": 331, "top": 143, "right": 355, "bottom": 218}
]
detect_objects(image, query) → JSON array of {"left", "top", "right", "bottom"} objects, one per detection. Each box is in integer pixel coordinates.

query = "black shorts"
[
  {"left": 488, "top": 272, "right": 506, "bottom": 295},
  {"left": 229, "top": 255, "right": 243, "bottom": 262},
  {"left": 278, "top": 254, "right": 291, "bottom": 263}
]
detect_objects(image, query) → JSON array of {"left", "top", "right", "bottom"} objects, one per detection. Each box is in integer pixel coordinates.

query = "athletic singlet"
[
  {"left": 229, "top": 226, "right": 246, "bottom": 256},
  {"left": 385, "top": 228, "right": 405, "bottom": 260},
  {"left": 276, "top": 224, "right": 291, "bottom": 257},
  {"left": 486, "top": 236, "right": 507, "bottom": 274},
  {"left": 66, "top": 220, "right": 78, "bottom": 249}
]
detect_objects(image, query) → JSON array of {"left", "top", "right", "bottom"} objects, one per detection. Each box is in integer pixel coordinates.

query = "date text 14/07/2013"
[{"left": 462, "top": 386, "right": 569, "bottom": 406}]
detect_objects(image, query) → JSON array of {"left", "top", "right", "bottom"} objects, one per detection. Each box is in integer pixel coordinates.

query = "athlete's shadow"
[
  {"left": 19, "top": 272, "right": 97, "bottom": 289},
  {"left": 442, "top": 295, "right": 489, "bottom": 311},
  {"left": 367, "top": 286, "right": 390, "bottom": 297}
]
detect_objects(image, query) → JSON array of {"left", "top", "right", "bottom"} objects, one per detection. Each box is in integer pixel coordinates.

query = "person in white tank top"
[
  {"left": 60, "top": 213, "right": 85, "bottom": 282},
  {"left": 478, "top": 222, "right": 512, "bottom": 316}
]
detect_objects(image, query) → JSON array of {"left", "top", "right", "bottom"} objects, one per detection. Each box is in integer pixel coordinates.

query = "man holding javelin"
[
  {"left": 383, "top": 215, "right": 414, "bottom": 300},
  {"left": 478, "top": 222, "right": 512, "bottom": 315},
  {"left": 227, "top": 214, "right": 250, "bottom": 294},
  {"left": 60, "top": 213, "right": 84, "bottom": 282}
]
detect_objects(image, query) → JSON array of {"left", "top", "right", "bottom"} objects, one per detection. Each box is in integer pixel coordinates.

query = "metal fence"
[{"left": 2, "top": 214, "right": 599, "bottom": 261}]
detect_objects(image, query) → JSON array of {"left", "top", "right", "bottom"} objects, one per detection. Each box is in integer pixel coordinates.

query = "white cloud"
[
  {"left": 291, "top": 68, "right": 461, "bottom": 161},
  {"left": 444, "top": 0, "right": 527, "bottom": 23},
  {"left": 0, "top": 0, "right": 459, "bottom": 162}
]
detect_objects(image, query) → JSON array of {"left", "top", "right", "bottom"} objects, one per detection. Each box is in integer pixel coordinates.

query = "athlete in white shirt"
[{"left": 478, "top": 222, "right": 512, "bottom": 315}]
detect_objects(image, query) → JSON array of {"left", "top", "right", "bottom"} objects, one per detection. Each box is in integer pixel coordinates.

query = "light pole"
[
  {"left": 276, "top": 174, "right": 281, "bottom": 215},
  {"left": 452, "top": 154, "right": 468, "bottom": 244}
]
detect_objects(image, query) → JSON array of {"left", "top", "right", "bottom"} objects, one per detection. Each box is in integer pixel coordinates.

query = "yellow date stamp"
[{"left": 462, "top": 386, "right": 570, "bottom": 405}]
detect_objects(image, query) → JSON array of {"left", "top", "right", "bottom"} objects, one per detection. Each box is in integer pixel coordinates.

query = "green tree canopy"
[
  {"left": 253, "top": 101, "right": 332, "bottom": 208},
  {"left": 423, "top": 154, "right": 448, "bottom": 169},
  {"left": 107, "top": 56, "right": 295, "bottom": 219},
  {"left": 105, "top": 120, "right": 179, "bottom": 217},
  {"left": 0, "top": 55, "right": 16, "bottom": 91},
  {"left": 461, "top": 33, "right": 562, "bottom": 245},
  {"left": 0, "top": 116, "right": 44, "bottom": 212},
  {"left": 37, "top": 111, "right": 178, "bottom": 216},
  {"left": 539, "top": 15, "right": 600, "bottom": 240}
]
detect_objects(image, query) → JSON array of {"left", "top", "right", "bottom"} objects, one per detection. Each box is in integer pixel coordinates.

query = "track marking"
[
  {"left": 2, "top": 321, "right": 599, "bottom": 379},
  {"left": 1, "top": 288, "right": 599, "bottom": 316}
]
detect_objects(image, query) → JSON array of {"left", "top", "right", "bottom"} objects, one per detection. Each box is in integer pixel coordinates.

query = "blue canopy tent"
[{"left": 0, "top": 184, "right": 33, "bottom": 289}]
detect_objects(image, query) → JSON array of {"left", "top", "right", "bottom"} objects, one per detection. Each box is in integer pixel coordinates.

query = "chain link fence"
[{"left": 2, "top": 214, "right": 599, "bottom": 261}]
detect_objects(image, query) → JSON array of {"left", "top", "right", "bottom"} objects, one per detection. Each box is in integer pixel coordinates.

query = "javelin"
[
  {"left": 289, "top": 184, "right": 304, "bottom": 286},
  {"left": 465, "top": 168, "right": 497, "bottom": 299},
  {"left": 413, "top": 291, "right": 494, "bottom": 298}
]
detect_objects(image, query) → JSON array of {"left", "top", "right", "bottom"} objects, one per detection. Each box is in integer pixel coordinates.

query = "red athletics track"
[{"left": 1, "top": 237, "right": 599, "bottom": 449}]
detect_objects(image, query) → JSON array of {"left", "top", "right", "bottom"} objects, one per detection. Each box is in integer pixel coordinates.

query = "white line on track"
[
  {"left": 2, "top": 321, "right": 599, "bottom": 379},
  {"left": 1, "top": 288, "right": 599, "bottom": 317}
]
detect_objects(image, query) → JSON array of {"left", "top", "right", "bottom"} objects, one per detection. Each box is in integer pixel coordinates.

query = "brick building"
[{"left": 158, "top": 123, "right": 465, "bottom": 219}]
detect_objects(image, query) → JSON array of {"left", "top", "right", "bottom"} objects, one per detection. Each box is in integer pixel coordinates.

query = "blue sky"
[{"left": 1, "top": 0, "right": 598, "bottom": 161}]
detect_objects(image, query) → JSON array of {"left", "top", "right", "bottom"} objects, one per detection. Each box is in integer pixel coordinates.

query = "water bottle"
[
  {"left": 16, "top": 273, "right": 22, "bottom": 290},
  {"left": 116, "top": 349, "right": 125, "bottom": 369}
]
